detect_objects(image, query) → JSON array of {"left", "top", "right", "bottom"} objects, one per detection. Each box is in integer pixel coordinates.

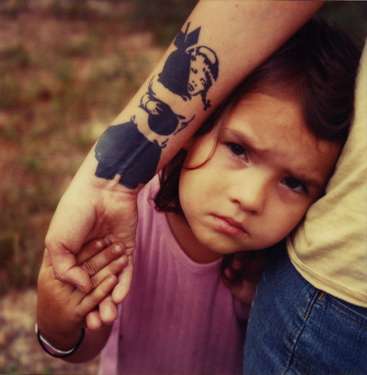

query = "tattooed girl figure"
[
  {"left": 141, "top": 80, "right": 194, "bottom": 137},
  {"left": 159, "top": 24, "right": 219, "bottom": 110},
  {"left": 95, "top": 83, "right": 193, "bottom": 189},
  {"left": 95, "top": 23, "right": 217, "bottom": 189},
  {"left": 186, "top": 46, "right": 218, "bottom": 109}
]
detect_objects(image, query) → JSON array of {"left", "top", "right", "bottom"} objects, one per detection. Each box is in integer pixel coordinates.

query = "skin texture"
[
  {"left": 168, "top": 91, "right": 340, "bottom": 263},
  {"left": 37, "top": 238, "right": 129, "bottom": 350},
  {"left": 45, "top": 0, "right": 322, "bottom": 330}
]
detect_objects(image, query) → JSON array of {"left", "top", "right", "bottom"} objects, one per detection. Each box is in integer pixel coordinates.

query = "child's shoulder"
[
  {"left": 137, "top": 174, "right": 161, "bottom": 211},
  {"left": 136, "top": 174, "right": 165, "bottom": 235}
]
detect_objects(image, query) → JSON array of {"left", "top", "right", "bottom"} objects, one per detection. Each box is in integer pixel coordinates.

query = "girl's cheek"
[
  {"left": 276, "top": 184, "right": 311, "bottom": 207},
  {"left": 185, "top": 134, "right": 218, "bottom": 169}
]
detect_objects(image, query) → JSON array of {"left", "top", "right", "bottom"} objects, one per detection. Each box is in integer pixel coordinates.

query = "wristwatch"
[{"left": 35, "top": 323, "right": 85, "bottom": 358}]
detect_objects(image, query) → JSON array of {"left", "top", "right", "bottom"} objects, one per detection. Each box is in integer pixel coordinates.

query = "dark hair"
[{"left": 154, "top": 18, "right": 361, "bottom": 285}]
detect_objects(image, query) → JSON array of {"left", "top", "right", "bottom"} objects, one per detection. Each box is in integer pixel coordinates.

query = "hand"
[
  {"left": 78, "top": 236, "right": 134, "bottom": 329},
  {"left": 223, "top": 250, "right": 268, "bottom": 307},
  {"left": 45, "top": 153, "right": 137, "bottom": 307},
  {"left": 37, "top": 238, "right": 129, "bottom": 349}
]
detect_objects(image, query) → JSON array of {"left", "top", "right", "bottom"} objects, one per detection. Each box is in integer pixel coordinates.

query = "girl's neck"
[{"left": 166, "top": 212, "right": 222, "bottom": 264}]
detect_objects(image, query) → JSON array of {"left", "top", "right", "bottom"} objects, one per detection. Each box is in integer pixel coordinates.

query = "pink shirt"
[{"left": 99, "top": 176, "right": 246, "bottom": 375}]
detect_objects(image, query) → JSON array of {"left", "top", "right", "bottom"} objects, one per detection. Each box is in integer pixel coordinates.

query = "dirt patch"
[{"left": 0, "top": 289, "right": 99, "bottom": 374}]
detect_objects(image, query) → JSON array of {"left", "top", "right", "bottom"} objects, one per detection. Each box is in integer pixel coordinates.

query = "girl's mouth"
[{"left": 211, "top": 215, "right": 248, "bottom": 237}]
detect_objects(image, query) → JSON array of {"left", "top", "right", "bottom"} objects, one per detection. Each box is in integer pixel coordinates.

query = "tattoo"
[
  {"left": 158, "top": 23, "right": 219, "bottom": 110},
  {"left": 140, "top": 80, "right": 195, "bottom": 136},
  {"left": 95, "top": 116, "right": 162, "bottom": 189},
  {"left": 95, "top": 22, "right": 219, "bottom": 188}
]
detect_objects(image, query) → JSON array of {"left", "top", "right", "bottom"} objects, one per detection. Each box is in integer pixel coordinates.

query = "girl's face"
[
  {"left": 175, "top": 92, "right": 341, "bottom": 262},
  {"left": 187, "top": 54, "right": 207, "bottom": 96}
]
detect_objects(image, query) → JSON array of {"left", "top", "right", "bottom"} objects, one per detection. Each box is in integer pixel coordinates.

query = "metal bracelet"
[{"left": 35, "top": 323, "right": 85, "bottom": 358}]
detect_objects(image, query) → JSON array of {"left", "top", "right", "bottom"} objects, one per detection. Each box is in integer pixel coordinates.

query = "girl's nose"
[{"left": 229, "top": 169, "right": 270, "bottom": 215}]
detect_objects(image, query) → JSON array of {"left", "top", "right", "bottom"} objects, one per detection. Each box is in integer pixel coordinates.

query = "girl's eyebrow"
[
  {"left": 221, "top": 127, "right": 324, "bottom": 192},
  {"left": 221, "top": 127, "right": 261, "bottom": 153}
]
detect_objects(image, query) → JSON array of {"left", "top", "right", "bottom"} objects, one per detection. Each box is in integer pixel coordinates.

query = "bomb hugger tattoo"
[
  {"left": 95, "top": 22, "right": 219, "bottom": 189},
  {"left": 95, "top": 82, "right": 194, "bottom": 189},
  {"left": 159, "top": 23, "right": 219, "bottom": 110},
  {"left": 141, "top": 79, "right": 195, "bottom": 136}
]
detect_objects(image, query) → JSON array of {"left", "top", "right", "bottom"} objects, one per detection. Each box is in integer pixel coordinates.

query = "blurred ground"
[
  {"left": 0, "top": 0, "right": 164, "bottom": 293},
  {"left": 0, "top": 289, "right": 99, "bottom": 374}
]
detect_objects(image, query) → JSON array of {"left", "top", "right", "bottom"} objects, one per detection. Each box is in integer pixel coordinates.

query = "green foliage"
[
  {"left": 60, "top": 34, "right": 100, "bottom": 57},
  {"left": 0, "top": 76, "right": 22, "bottom": 109},
  {"left": 0, "top": 45, "right": 30, "bottom": 68},
  {"left": 0, "top": 124, "right": 20, "bottom": 141}
]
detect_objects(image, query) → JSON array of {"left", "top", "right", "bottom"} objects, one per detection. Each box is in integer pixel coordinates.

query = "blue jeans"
[{"left": 244, "top": 249, "right": 367, "bottom": 375}]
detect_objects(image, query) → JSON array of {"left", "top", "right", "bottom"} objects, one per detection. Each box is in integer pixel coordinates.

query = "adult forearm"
[
  {"left": 89, "top": 0, "right": 323, "bottom": 193},
  {"left": 45, "top": 0, "right": 323, "bottom": 295}
]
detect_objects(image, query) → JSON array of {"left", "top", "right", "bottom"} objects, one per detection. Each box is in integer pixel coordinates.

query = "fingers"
[
  {"left": 85, "top": 297, "right": 119, "bottom": 330},
  {"left": 77, "top": 236, "right": 119, "bottom": 264},
  {"left": 45, "top": 196, "right": 98, "bottom": 293},
  {"left": 86, "top": 297, "right": 119, "bottom": 329},
  {"left": 112, "top": 256, "right": 133, "bottom": 304},
  {"left": 231, "top": 280, "right": 258, "bottom": 306},
  {"left": 223, "top": 251, "right": 268, "bottom": 287},
  {"left": 71, "top": 242, "right": 128, "bottom": 308},
  {"left": 80, "top": 242, "right": 126, "bottom": 278},
  {"left": 78, "top": 275, "right": 118, "bottom": 317},
  {"left": 47, "top": 244, "right": 92, "bottom": 293},
  {"left": 85, "top": 310, "right": 103, "bottom": 331},
  {"left": 90, "top": 255, "right": 129, "bottom": 288},
  {"left": 99, "top": 297, "right": 118, "bottom": 324}
]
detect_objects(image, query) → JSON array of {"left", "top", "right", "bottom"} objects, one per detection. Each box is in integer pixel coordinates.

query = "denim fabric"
[{"left": 244, "top": 249, "right": 367, "bottom": 375}]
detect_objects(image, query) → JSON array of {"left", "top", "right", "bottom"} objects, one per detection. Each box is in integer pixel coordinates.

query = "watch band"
[{"left": 35, "top": 323, "right": 85, "bottom": 358}]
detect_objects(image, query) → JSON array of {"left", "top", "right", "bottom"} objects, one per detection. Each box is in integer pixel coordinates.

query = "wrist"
[
  {"left": 35, "top": 323, "right": 85, "bottom": 358},
  {"left": 37, "top": 318, "right": 83, "bottom": 351},
  {"left": 73, "top": 149, "right": 141, "bottom": 197}
]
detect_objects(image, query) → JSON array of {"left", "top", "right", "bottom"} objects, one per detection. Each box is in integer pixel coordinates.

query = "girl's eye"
[
  {"left": 225, "top": 142, "right": 249, "bottom": 161},
  {"left": 281, "top": 176, "right": 308, "bottom": 194}
]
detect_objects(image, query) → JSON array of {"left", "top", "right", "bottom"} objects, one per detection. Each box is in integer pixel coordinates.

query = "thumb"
[{"left": 47, "top": 242, "right": 92, "bottom": 293}]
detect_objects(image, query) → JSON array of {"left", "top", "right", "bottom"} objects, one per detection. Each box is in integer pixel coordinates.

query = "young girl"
[{"left": 36, "top": 19, "right": 358, "bottom": 375}]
